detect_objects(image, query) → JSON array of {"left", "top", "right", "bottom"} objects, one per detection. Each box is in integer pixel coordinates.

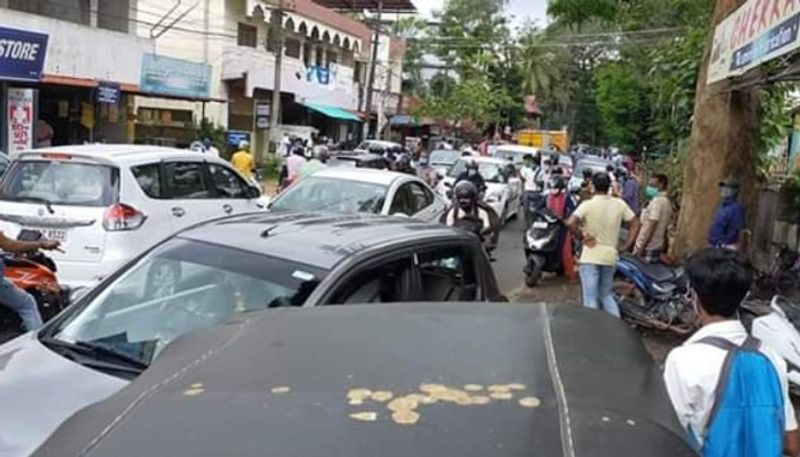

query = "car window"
[
  {"left": 447, "top": 160, "right": 506, "bottom": 183},
  {"left": 327, "top": 256, "right": 416, "bottom": 305},
  {"left": 0, "top": 160, "right": 119, "bottom": 206},
  {"left": 131, "top": 163, "right": 162, "bottom": 199},
  {"left": 389, "top": 183, "right": 415, "bottom": 215},
  {"left": 270, "top": 177, "right": 387, "bottom": 215},
  {"left": 429, "top": 150, "right": 461, "bottom": 165},
  {"left": 417, "top": 246, "right": 478, "bottom": 301},
  {"left": 408, "top": 182, "right": 434, "bottom": 213},
  {"left": 163, "top": 162, "right": 210, "bottom": 199},
  {"left": 207, "top": 164, "right": 248, "bottom": 199},
  {"left": 50, "top": 239, "right": 327, "bottom": 368}
]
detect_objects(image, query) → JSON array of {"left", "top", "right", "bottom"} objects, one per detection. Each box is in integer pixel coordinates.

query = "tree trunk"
[{"left": 673, "top": 0, "right": 760, "bottom": 257}]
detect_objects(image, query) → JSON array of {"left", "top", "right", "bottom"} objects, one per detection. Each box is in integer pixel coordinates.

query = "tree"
[
  {"left": 594, "top": 62, "right": 648, "bottom": 152},
  {"left": 394, "top": 17, "right": 429, "bottom": 96},
  {"left": 518, "top": 29, "right": 560, "bottom": 100}
]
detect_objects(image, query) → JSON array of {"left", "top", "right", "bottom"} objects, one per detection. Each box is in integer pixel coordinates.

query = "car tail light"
[{"left": 103, "top": 204, "right": 147, "bottom": 231}]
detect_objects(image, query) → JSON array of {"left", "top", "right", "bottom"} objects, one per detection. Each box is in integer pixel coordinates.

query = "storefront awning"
[{"left": 300, "top": 101, "right": 362, "bottom": 122}]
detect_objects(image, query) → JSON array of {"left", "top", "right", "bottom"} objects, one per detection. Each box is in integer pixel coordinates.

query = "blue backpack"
[{"left": 698, "top": 336, "right": 785, "bottom": 457}]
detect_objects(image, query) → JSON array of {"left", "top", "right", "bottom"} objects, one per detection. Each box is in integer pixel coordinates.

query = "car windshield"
[
  {"left": 448, "top": 160, "right": 506, "bottom": 183},
  {"left": 429, "top": 149, "right": 461, "bottom": 165},
  {"left": 0, "top": 159, "right": 119, "bottom": 206},
  {"left": 47, "top": 239, "right": 326, "bottom": 368},
  {"left": 270, "top": 176, "right": 387, "bottom": 214},
  {"left": 494, "top": 149, "right": 533, "bottom": 164}
]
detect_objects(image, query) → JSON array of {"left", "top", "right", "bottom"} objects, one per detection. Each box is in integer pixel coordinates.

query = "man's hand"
[
  {"left": 38, "top": 240, "right": 61, "bottom": 251},
  {"left": 582, "top": 232, "right": 598, "bottom": 248}
]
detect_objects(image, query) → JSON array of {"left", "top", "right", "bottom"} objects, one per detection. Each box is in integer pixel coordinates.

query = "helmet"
[
  {"left": 454, "top": 181, "right": 479, "bottom": 203},
  {"left": 551, "top": 176, "right": 567, "bottom": 191}
]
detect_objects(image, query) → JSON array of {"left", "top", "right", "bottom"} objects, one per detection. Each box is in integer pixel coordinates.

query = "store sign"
[
  {"left": 255, "top": 102, "right": 271, "bottom": 129},
  {"left": 0, "top": 26, "right": 49, "bottom": 81},
  {"left": 7, "top": 88, "right": 34, "bottom": 153},
  {"left": 140, "top": 53, "right": 211, "bottom": 99},
  {"left": 227, "top": 131, "right": 251, "bottom": 147},
  {"left": 708, "top": 0, "right": 800, "bottom": 84},
  {"left": 96, "top": 81, "right": 120, "bottom": 104}
]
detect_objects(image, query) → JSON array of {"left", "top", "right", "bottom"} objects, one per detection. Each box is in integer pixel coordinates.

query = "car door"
[
  {"left": 406, "top": 181, "right": 445, "bottom": 222},
  {"left": 205, "top": 162, "right": 261, "bottom": 215},
  {"left": 386, "top": 181, "right": 415, "bottom": 217},
  {"left": 161, "top": 160, "right": 220, "bottom": 232}
]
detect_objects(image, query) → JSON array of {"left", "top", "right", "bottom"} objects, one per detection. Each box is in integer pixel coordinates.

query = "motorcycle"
[
  {"left": 0, "top": 230, "right": 71, "bottom": 341},
  {"left": 613, "top": 253, "right": 695, "bottom": 334},
  {"left": 523, "top": 208, "right": 564, "bottom": 287},
  {"left": 741, "top": 296, "right": 800, "bottom": 393}
]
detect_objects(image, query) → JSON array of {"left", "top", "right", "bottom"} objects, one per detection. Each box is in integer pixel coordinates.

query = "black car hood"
[{"left": 33, "top": 303, "right": 695, "bottom": 457}]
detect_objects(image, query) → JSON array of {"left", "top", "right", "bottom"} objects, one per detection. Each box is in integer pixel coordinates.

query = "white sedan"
[
  {"left": 268, "top": 168, "right": 447, "bottom": 222},
  {"left": 436, "top": 157, "right": 522, "bottom": 223}
]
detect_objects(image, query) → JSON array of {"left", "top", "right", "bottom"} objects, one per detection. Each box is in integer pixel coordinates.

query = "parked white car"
[
  {"left": 436, "top": 157, "right": 521, "bottom": 223},
  {"left": 353, "top": 140, "right": 403, "bottom": 155},
  {"left": 0, "top": 145, "right": 265, "bottom": 287},
  {"left": 269, "top": 168, "right": 447, "bottom": 222}
]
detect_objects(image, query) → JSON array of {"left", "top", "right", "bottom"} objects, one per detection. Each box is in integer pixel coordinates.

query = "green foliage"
[
  {"left": 394, "top": 17, "right": 429, "bottom": 96},
  {"left": 195, "top": 118, "right": 227, "bottom": 156},
  {"left": 547, "top": 0, "right": 616, "bottom": 27},
  {"left": 759, "top": 84, "right": 793, "bottom": 155},
  {"left": 415, "top": 76, "right": 512, "bottom": 127},
  {"left": 645, "top": 142, "right": 688, "bottom": 205},
  {"left": 594, "top": 62, "right": 648, "bottom": 152}
]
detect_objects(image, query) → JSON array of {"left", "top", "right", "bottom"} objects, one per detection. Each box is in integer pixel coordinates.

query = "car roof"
[
  {"left": 310, "top": 167, "right": 411, "bottom": 185},
  {"left": 34, "top": 303, "right": 694, "bottom": 457},
  {"left": 455, "top": 156, "right": 508, "bottom": 166},
  {"left": 15, "top": 144, "right": 209, "bottom": 165},
  {"left": 177, "top": 213, "right": 474, "bottom": 270},
  {"left": 493, "top": 145, "right": 539, "bottom": 153},
  {"left": 360, "top": 140, "right": 401, "bottom": 147}
]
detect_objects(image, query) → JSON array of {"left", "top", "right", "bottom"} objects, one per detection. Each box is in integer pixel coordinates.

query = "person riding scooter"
[
  {"left": 455, "top": 160, "right": 487, "bottom": 194},
  {"left": 442, "top": 181, "right": 500, "bottom": 253}
]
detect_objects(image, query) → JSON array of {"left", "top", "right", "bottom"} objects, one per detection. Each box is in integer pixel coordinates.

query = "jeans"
[
  {"left": 0, "top": 278, "right": 42, "bottom": 331},
  {"left": 579, "top": 264, "right": 620, "bottom": 318}
]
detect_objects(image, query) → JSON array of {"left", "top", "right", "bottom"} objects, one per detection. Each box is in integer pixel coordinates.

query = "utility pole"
[
  {"left": 268, "top": 0, "right": 285, "bottom": 158},
  {"left": 362, "top": 0, "right": 383, "bottom": 141}
]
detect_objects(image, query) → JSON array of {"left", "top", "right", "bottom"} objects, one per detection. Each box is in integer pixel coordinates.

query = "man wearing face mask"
[
  {"left": 634, "top": 174, "right": 673, "bottom": 263},
  {"left": 455, "top": 160, "right": 487, "bottom": 194},
  {"left": 708, "top": 177, "right": 746, "bottom": 250}
]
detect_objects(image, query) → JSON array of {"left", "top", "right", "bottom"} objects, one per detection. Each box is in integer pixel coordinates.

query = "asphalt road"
[{"left": 492, "top": 214, "right": 527, "bottom": 297}]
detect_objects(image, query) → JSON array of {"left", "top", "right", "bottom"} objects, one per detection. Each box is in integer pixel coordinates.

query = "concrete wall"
[{"left": 1, "top": 8, "right": 153, "bottom": 84}]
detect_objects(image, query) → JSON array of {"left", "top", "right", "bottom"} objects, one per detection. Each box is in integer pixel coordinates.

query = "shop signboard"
[
  {"left": 7, "top": 88, "right": 34, "bottom": 153},
  {"left": 96, "top": 81, "right": 121, "bottom": 104},
  {"left": 0, "top": 26, "right": 49, "bottom": 82},
  {"left": 708, "top": 0, "right": 800, "bottom": 84},
  {"left": 255, "top": 102, "right": 271, "bottom": 129},
  {"left": 227, "top": 131, "right": 251, "bottom": 147},
  {"left": 140, "top": 53, "right": 212, "bottom": 99}
]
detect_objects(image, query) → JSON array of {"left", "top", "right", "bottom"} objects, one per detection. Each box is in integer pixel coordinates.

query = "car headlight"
[{"left": 485, "top": 191, "right": 504, "bottom": 203}]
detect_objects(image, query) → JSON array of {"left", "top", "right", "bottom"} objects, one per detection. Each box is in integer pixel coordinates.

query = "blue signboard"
[
  {"left": 0, "top": 26, "right": 49, "bottom": 82},
  {"left": 96, "top": 81, "right": 120, "bottom": 104},
  {"left": 226, "top": 131, "right": 251, "bottom": 147},
  {"left": 140, "top": 53, "right": 211, "bottom": 99}
]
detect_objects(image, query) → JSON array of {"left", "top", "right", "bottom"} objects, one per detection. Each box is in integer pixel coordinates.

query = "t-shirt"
[
  {"left": 636, "top": 193, "right": 672, "bottom": 252},
  {"left": 519, "top": 166, "right": 538, "bottom": 192},
  {"left": 573, "top": 195, "right": 635, "bottom": 266},
  {"left": 231, "top": 151, "right": 254, "bottom": 180}
]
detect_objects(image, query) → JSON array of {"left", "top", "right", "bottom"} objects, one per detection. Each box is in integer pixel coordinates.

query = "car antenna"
[{"left": 260, "top": 225, "right": 278, "bottom": 238}]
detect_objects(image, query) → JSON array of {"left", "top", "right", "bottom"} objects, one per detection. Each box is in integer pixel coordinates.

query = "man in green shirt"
[{"left": 566, "top": 173, "right": 640, "bottom": 317}]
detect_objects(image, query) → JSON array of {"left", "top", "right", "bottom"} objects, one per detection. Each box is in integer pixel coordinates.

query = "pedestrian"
[
  {"left": 663, "top": 248, "right": 800, "bottom": 456},
  {"left": 620, "top": 167, "right": 640, "bottom": 215},
  {"left": 0, "top": 233, "right": 60, "bottom": 331},
  {"left": 708, "top": 177, "right": 746, "bottom": 250},
  {"left": 633, "top": 173, "right": 672, "bottom": 263},
  {"left": 578, "top": 168, "right": 594, "bottom": 202},
  {"left": 455, "top": 160, "right": 486, "bottom": 194},
  {"left": 566, "top": 173, "right": 640, "bottom": 317},
  {"left": 203, "top": 138, "right": 220, "bottom": 159},
  {"left": 285, "top": 145, "right": 308, "bottom": 184},
  {"left": 606, "top": 165, "right": 620, "bottom": 197},
  {"left": 231, "top": 140, "right": 255, "bottom": 181},
  {"left": 519, "top": 154, "right": 541, "bottom": 221},
  {"left": 279, "top": 133, "right": 291, "bottom": 157},
  {"left": 297, "top": 147, "right": 329, "bottom": 180}
]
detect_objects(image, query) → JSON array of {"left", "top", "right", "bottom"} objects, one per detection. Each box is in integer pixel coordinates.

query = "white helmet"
[{"left": 238, "top": 140, "right": 250, "bottom": 150}]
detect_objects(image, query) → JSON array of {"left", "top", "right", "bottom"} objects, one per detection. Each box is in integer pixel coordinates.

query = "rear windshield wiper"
[
  {"left": 16, "top": 196, "right": 55, "bottom": 214},
  {"left": 39, "top": 337, "right": 148, "bottom": 374}
]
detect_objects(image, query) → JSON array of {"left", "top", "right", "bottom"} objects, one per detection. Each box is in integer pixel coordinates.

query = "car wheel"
[{"left": 146, "top": 260, "right": 181, "bottom": 300}]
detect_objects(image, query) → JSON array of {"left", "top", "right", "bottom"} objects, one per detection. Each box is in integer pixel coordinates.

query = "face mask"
[
  {"left": 644, "top": 186, "right": 659, "bottom": 200},
  {"left": 720, "top": 187, "right": 737, "bottom": 199},
  {"left": 468, "top": 169, "right": 477, "bottom": 177}
]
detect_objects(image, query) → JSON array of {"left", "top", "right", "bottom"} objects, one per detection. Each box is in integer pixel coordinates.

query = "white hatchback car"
[
  {"left": 269, "top": 167, "right": 447, "bottom": 222},
  {"left": 0, "top": 145, "right": 265, "bottom": 287},
  {"left": 436, "top": 157, "right": 522, "bottom": 223}
]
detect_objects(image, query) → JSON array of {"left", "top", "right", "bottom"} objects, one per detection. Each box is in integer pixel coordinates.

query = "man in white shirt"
[
  {"left": 663, "top": 248, "right": 800, "bottom": 455},
  {"left": 202, "top": 138, "right": 220, "bottom": 159},
  {"left": 519, "top": 154, "right": 540, "bottom": 223}
]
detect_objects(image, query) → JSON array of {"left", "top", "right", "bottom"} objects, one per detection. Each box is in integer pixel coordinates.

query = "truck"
[{"left": 517, "top": 129, "right": 569, "bottom": 153}]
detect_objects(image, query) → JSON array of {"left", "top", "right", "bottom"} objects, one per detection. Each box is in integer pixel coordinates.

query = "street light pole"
[
  {"left": 362, "top": 0, "right": 383, "bottom": 141},
  {"left": 268, "top": 0, "right": 285, "bottom": 158}
]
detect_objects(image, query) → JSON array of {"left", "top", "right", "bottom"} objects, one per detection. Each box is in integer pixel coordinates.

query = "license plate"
[
  {"left": 27, "top": 228, "right": 69, "bottom": 243},
  {"left": 533, "top": 221, "right": 548, "bottom": 229}
]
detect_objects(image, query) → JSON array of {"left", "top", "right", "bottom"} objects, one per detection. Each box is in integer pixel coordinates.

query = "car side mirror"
[{"left": 248, "top": 185, "right": 262, "bottom": 199}]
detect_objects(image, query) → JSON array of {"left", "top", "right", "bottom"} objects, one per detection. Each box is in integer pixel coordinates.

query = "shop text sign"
[
  {"left": 0, "top": 26, "right": 49, "bottom": 81},
  {"left": 7, "top": 88, "right": 34, "bottom": 153},
  {"left": 709, "top": 0, "right": 800, "bottom": 84},
  {"left": 140, "top": 53, "right": 211, "bottom": 99}
]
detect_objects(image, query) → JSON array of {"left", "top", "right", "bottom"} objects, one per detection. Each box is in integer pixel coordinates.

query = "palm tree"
[{"left": 518, "top": 30, "right": 560, "bottom": 100}]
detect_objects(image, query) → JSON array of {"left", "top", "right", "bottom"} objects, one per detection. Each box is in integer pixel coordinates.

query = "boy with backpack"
[{"left": 663, "top": 248, "right": 800, "bottom": 456}]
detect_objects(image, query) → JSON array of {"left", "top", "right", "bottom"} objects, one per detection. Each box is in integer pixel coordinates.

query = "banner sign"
[
  {"left": 140, "top": 53, "right": 211, "bottom": 99},
  {"left": 255, "top": 101, "right": 271, "bottom": 129},
  {"left": 96, "top": 81, "right": 120, "bottom": 104},
  {"left": 0, "top": 26, "right": 49, "bottom": 81},
  {"left": 709, "top": 0, "right": 800, "bottom": 84},
  {"left": 7, "top": 88, "right": 35, "bottom": 153}
]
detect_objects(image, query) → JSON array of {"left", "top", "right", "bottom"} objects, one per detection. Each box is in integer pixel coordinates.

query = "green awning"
[{"left": 300, "top": 101, "right": 361, "bottom": 122}]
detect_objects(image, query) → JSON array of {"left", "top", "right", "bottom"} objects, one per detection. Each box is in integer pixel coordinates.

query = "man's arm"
[
  {"left": 0, "top": 232, "right": 59, "bottom": 253},
  {"left": 620, "top": 205, "right": 640, "bottom": 252},
  {"left": 565, "top": 212, "right": 596, "bottom": 248},
  {"left": 634, "top": 220, "right": 655, "bottom": 256}
]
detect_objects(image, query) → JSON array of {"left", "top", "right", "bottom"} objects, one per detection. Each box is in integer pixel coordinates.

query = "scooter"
[
  {"left": 613, "top": 253, "right": 695, "bottom": 334},
  {"left": 741, "top": 296, "right": 800, "bottom": 392},
  {"left": 0, "top": 230, "right": 70, "bottom": 341},
  {"left": 523, "top": 207, "right": 564, "bottom": 287}
]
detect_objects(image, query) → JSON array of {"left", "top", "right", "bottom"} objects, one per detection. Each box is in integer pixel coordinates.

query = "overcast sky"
[{"left": 412, "top": 0, "right": 550, "bottom": 28}]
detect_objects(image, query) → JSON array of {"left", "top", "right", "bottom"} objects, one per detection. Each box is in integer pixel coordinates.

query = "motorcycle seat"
[{"left": 619, "top": 253, "right": 675, "bottom": 283}]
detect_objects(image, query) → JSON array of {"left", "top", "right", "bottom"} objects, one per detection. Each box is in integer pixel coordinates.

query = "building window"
[
  {"left": 10, "top": 0, "right": 91, "bottom": 26},
  {"left": 354, "top": 61, "right": 364, "bottom": 83},
  {"left": 303, "top": 42, "right": 312, "bottom": 67},
  {"left": 326, "top": 51, "right": 338, "bottom": 69},
  {"left": 238, "top": 23, "right": 258, "bottom": 48},
  {"left": 285, "top": 38, "right": 301, "bottom": 59}
]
